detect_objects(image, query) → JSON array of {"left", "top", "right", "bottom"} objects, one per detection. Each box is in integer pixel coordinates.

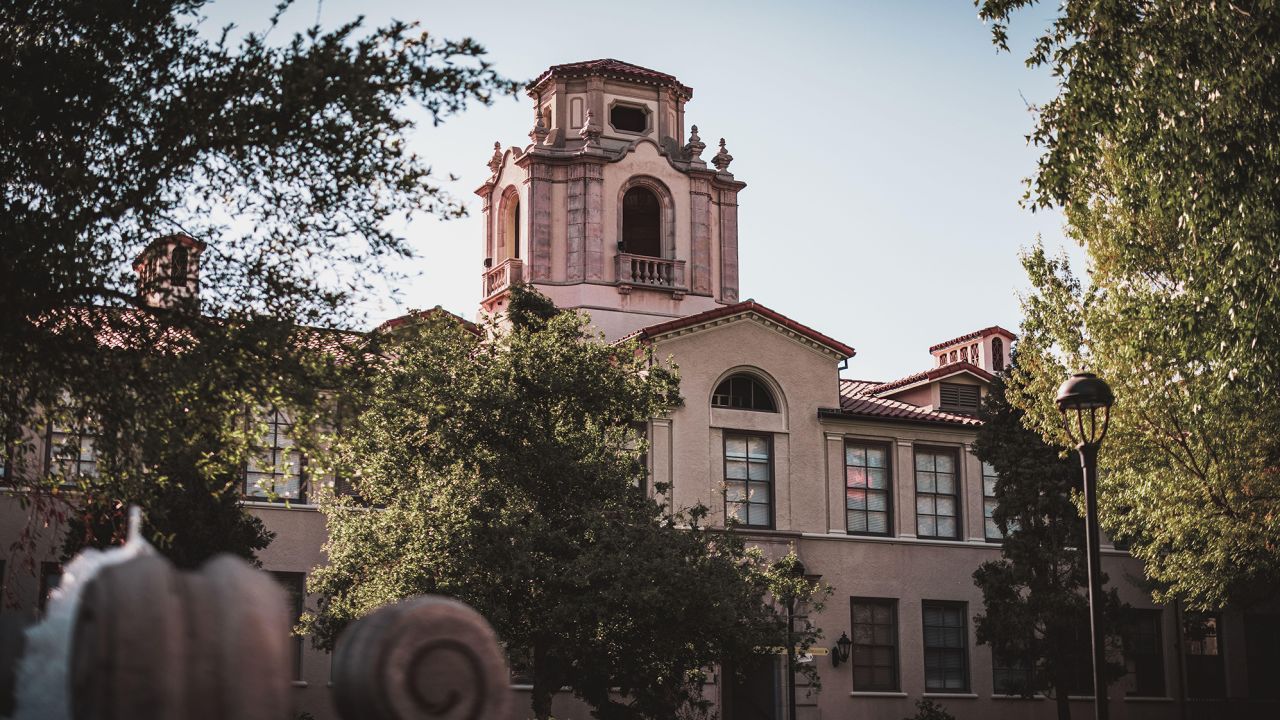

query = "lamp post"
[
  {"left": 1055, "top": 371, "right": 1115, "bottom": 720},
  {"left": 782, "top": 559, "right": 807, "bottom": 720}
]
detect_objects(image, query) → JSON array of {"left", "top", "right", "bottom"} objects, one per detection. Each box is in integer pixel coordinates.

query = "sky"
[{"left": 203, "top": 0, "right": 1082, "bottom": 382}]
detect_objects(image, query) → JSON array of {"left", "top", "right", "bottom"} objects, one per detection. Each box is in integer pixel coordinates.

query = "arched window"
[
  {"left": 992, "top": 337, "right": 1005, "bottom": 372},
  {"left": 622, "top": 186, "right": 661, "bottom": 257},
  {"left": 169, "top": 245, "right": 188, "bottom": 286},
  {"left": 712, "top": 374, "right": 777, "bottom": 412},
  {"left": 499, "top": 189, "right": 520, "bottom": 261}
]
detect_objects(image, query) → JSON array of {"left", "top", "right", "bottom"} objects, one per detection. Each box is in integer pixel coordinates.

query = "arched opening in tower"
[{"left": 622, "top": 187, "right": 661, "bottom": 257}]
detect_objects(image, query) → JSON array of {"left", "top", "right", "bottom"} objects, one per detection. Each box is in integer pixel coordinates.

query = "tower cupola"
[
  {"left": 132, "top": 232, "right": 206, "bottom": 311},
  {"left": 475, "top": 59, "right": 746, "bottom": 340}
]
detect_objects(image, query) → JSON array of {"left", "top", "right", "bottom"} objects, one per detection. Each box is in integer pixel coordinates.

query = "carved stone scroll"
[
  {"left": 70, "top": 554, "right": 291, "bottom": 720},
  {"left": 331, "top": 596, "right": 511, "bottom": 720}
]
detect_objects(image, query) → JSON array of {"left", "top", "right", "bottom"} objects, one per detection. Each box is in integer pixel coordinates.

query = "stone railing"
[
  {"left": 616, "top": 253, "right": 686, "bottom": 291},
  {"left": 483, "top": 258, "right": 523, "bottom": 299}
]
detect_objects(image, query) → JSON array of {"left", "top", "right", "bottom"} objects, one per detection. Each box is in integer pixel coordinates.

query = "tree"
[
  {"left": 305, "top": 286, "right": 825, "bottom": 720},
  {"left": 976, "top": 0, "right": 1280, "bottom": 608},
  {"left": 971, "top": 369, "right": 1124, "bottom": 720},
  {"left": 0, "top": 0, "right": 516, "bottom": 564}
]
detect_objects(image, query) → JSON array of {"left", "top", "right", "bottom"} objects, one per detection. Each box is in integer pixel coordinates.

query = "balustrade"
[
  {"left": 482, "top": 258, "right": 523, "bottom": 299},
  {"left": 616, "top": 253, "right": 685, "bottom": 290}
]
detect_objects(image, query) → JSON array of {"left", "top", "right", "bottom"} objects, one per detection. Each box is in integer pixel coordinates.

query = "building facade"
[{"left": 2, "top": 59, "right": 1277, "bottom": 720}]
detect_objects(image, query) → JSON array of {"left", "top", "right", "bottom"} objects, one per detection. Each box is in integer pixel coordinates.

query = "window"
[
  {"left": 851, "top": 598, "right": 898, "bottom": 691},
  {"left": 939, "top": 383, "right": 980, "bottom": 414},
  {"left": 982, "top": 461, "right": 1001, "bottom": 541},
  {"left": 245, "top": 408, "right": 304, "bottom": 502},
  {"left": 1183, "top": 612, "right": 1225, "bottom": 698},
  {"left": 272, "top": 572, "right": 305, "bottom": 680},
  {"left": 915, "top": 448, "right": 959, "bottom": 539},
  {"left": 498, "top": 188, "right": 520, "bottom": 262},
  {"left": 621, "top": 186, "right": 662, "bottom": 257},
  {"left": 845, "top": 442, "right": 891, "bottom": 535},
  {"left": 1245, "top": 614, "right": 1280, "bottom": 700},
  {"left": 992, "top": 337, "right": 1005, "bottom": 371},
  {"left": 46, "top": 412, "right": 97, "bottom": 482},
  {"left": 609, "top": 103, "right": 648, "bottom": 134},
  {"left": 170, "top": 245, "right": 188, "bottom": 285},
  {"left": 992, "top": 650, "right": 1032, "bottom": 695},
  {"left": 922, "top": 601, "right": 969, "bottom": 692},
  {"left": 723, "top": 432, "right": 771, "bottom": 528},
  {"left": 1122, "top": 609, "right": 1165, "bottom": 697},
  {"left": 712, "top": 374, "right": 777, "bottom": 412}
]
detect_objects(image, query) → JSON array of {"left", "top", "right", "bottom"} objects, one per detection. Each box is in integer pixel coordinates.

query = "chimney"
[{"left": 132, "top": 233, "right": 206, "bottom": 311}]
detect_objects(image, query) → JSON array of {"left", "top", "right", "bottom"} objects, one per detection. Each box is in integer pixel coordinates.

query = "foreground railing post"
[{"left": 331, "top": 596, "right": 511, "bottom": 720}]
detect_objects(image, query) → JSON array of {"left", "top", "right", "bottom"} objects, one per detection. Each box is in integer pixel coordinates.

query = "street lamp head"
[{"left": 1056, "top": 371, "right": 1114, "bottom": 447}]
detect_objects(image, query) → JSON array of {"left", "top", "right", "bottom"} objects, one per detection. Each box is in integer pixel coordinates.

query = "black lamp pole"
[{"left": 1055, "top": 371, "right": 1115, "bottom": 720}]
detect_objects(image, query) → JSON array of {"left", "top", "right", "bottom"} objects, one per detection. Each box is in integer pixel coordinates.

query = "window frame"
[
  {"left": 981, "top": 461, "right": 1002, "bottom": 542},
  {"left": 722, "top": 431, "right": 774, "bottom": 530},
  {"left": 44, "top": 409, "right": 98, "bottom": 483},
  {"left": 607, "top": 100, "right": 651, "bottom": 136},
  {"left": 921, "top": 600, "right": 970, "bottom": 693},
  {"left": 244, "top": 408, "right": 307, "bottom": 504},
  {"left": 1182, "top": 611, "right": 1226, "bottom": 699},
  {"left": 1122, "top": 608, "right": 1166, "bottom": 698},
  {"left": 850, "top": 597, "right": 899, "bottom": 692},
  {"left": 712, "top": 373, "right": 778, "bottom": 413},
  {"left": 844, "top": 440, "right": 893, "bottom": 537},
  {"left": 913, "top": 446, "right": 962, "bottom": 540}
]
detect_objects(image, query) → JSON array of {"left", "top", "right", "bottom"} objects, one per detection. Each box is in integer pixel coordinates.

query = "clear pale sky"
[{"left": 204, "top": 0, "right": 1081, "bottom": 382}]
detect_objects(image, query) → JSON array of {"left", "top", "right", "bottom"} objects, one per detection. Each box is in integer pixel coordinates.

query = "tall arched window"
[
  {"left": 169, "top": 245, "right": 188, "bottom": 286},
  {"left": 712, "top": 374, "right": 777, "bottom": 412},
  {"left": 992, "top": 337, "right": 1005, "bottom": 371},
  {"left": 622, "top": 186, "right": 661, "bottom": 257},
  {"left": 499, "top": 189, "right": 520, "bottom": 261}
]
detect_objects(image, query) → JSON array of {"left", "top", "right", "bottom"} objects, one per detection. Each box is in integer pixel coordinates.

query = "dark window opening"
[
  {"left": 922, "top": 601, "right": 969, "bottom": 692},
  {"left": 939, "top": 382, "right": 981, "bottom": 414},
  {"left": 610, "top": 104, "right": 647, "bottom": 133},
  {"left": 170, "top": 245, "right": 188, "bottom": 286},
  {"left": 851, "top": 598, "right": 899, "bottom": 691},
  {"left": 1183, "top": 612, "right": 1226, "bottom": 699},
  {"left": 1123, "top": 609, "right": 1166, "bottom": 697},
  {"left": 1246, "top": 614, "right": 1280, "bottom": 700},
  {"left": 712, "top": 374, "right": 777, "bottom": 412},
  {"left": 992, "top": 337, "right": 1005, "bottom": 371},
  {"left": 622, "top": 187, "right": 662, "bottom": 257}
]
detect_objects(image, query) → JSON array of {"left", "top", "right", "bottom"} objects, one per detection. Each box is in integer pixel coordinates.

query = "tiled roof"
[
  {"left": 928, "top": 325, "right": 1016, "bottom": 353},
  {"left": 827, "top": 378, "right": 983, "bottom": 427},
  {"left": 372, "top": 306, "right": 479, "bottom": 335},
  {"left": 620, "top": 300, "right": 856, "bottom": 359},
  {"left": 872, "top": 362, "right": 995, "bottom": 395},
  {"left": 528, "top": 58, "right": 693, "bottom": 99}
]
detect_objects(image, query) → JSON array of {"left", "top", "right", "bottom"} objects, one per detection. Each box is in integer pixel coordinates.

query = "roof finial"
[
  {"left": 579, "top": 108, "right": 602, "bottom": 149},
  {"left": 684, "top": 124, "right": 706, "bottom": 161},
  {"left": 711, "top": 138, "right": 734, "bottom": 172},
  {"left": 487, "top": 141, "right": 502, "bottom": 175},
  {"left": 530, "top": 106, "right": 549, "bottom": 145}
]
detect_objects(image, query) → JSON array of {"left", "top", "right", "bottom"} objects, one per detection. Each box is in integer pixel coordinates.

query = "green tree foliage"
[
  {"left": 0, "top": 0, "right": 516, "bottom": 563},
  {"left": 972, "top": 370, "right": 1124, "bottom": 720},
  {"left": 976, "top": 0, "right": 1280, "bottom": 607},
  {"left": 306, "top": 286, "right": 826, "bottom": 720}
]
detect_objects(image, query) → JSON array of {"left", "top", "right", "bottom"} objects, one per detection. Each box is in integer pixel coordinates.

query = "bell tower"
[{"left": 475, "top": 59, "right": 746, "bottom": 340}]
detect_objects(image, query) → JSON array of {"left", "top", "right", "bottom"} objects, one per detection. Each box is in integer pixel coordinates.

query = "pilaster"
[
  {"left": 688, "top": 173, "right": 713, "bottom": 295},
  {"left": 526, "top": 162, "right": 554, "bottom": 281}
]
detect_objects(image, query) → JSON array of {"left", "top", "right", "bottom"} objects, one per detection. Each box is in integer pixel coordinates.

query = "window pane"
[
  {"left": 848, "top": 511, "right": 868, "bottom": 532},
  {"left": 935, "top": 475, "right": 955, "bottom": 495},
  {"left": 867, "top": 491, "right": 887, "bottom": 512},
  {"left": 848, "top": 489, "right": 867, "bottom": 510},
  {"left": 747, "top": 436, "right": 768, "bottom": 459},
  {"left": 747, "top": 460, "right": 769, "bottom": 481},
  {"left": 847, "top": 466, "right": 867, "bottom": 487},
  {"left": 867, "top": 448, "right": 886, "bottom": 467},
  {"left": 747, "top": 503, "right": 769, "bottom": 526},
  {"left": 867, "top": 512, "right": 888, "bottom": 533},
  {"left": 916, "top": 473, "right": 936, "bottom": 493},
  {"left": 917, "top": 454, "right": 935, "bottom": 471},
  {"left": 725, "top": 436, "right": 746, "bottom": 457},
  {"left": 846, "top": 446, "right": 866, "bottom": 466},
  {"left": 726, "top": 460, "right": 747, "bottom": 479},
  {"left": 867, "top": 468, "right": 887, "bottom": 489}
]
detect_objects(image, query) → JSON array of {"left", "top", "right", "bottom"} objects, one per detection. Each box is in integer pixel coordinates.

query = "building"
[{"left": 2, "top": 59, "right": 1277, "bottom": 720}]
